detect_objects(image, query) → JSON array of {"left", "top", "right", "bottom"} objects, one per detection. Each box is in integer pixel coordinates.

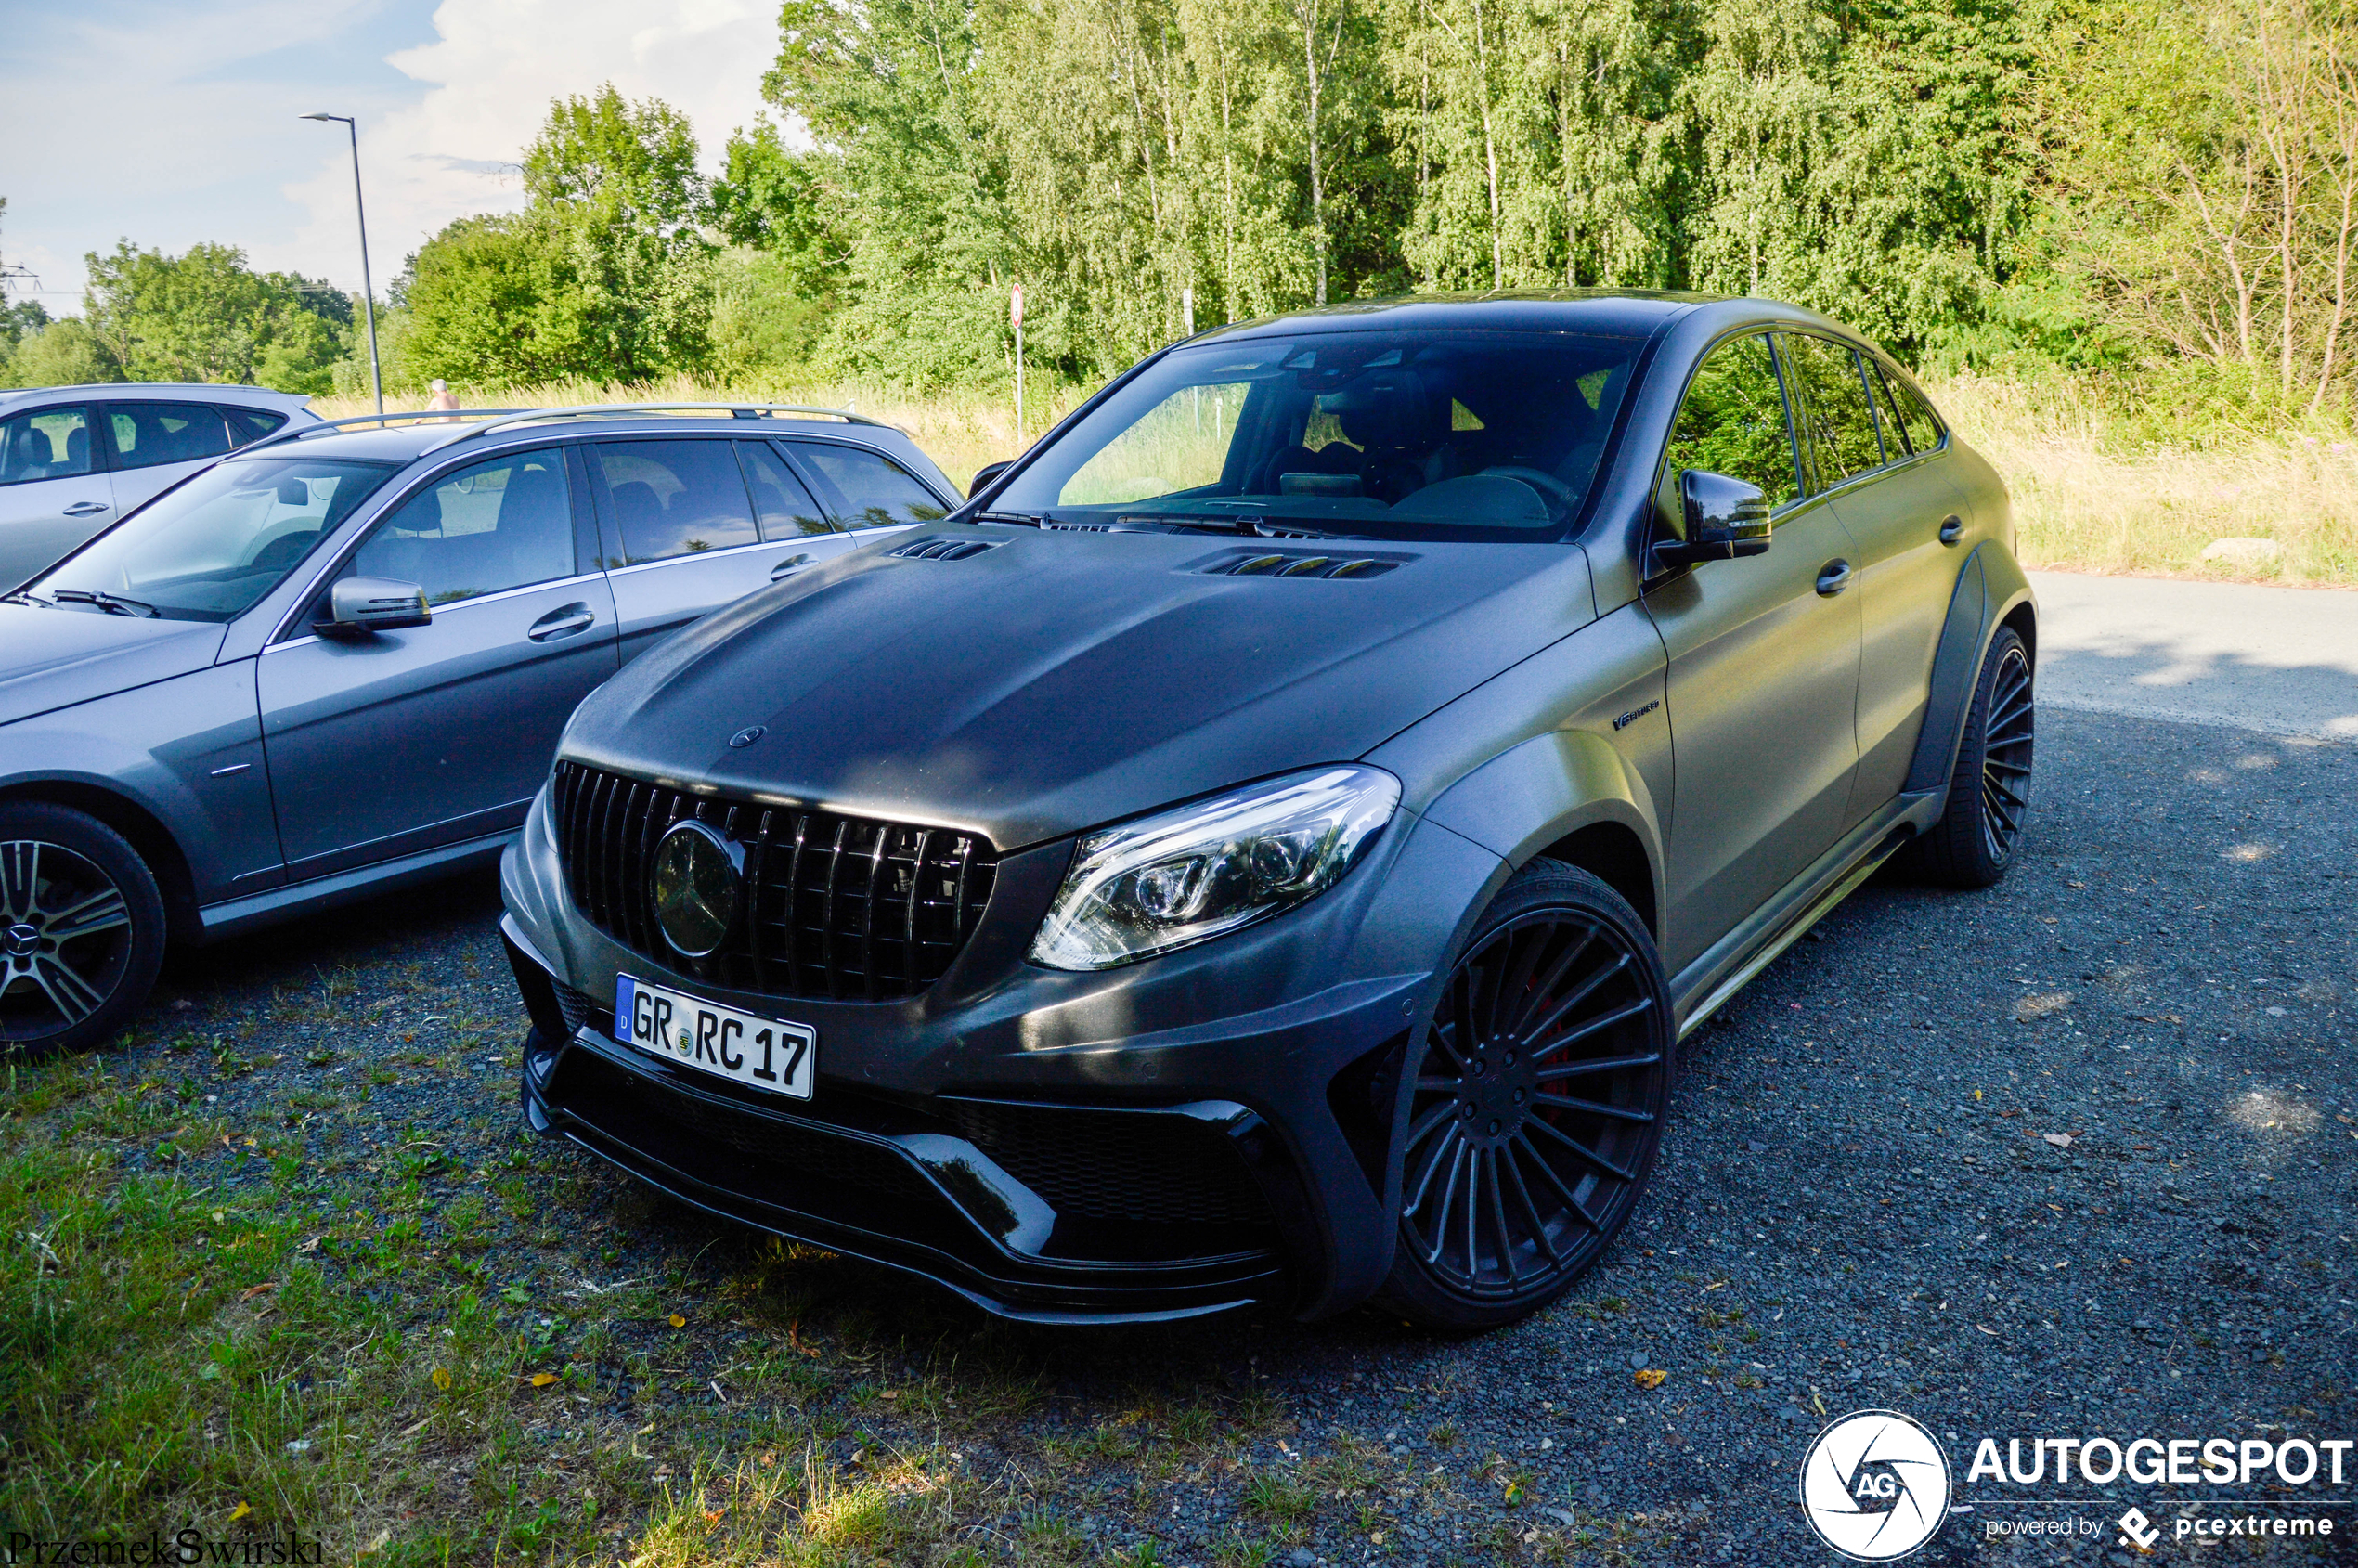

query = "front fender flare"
[
  {"left": 1904, "top": 541, "right": 2037, "bottom": 796},
  {"left": 1418, "top": 727, "right": 1666, "bottom": 939}
]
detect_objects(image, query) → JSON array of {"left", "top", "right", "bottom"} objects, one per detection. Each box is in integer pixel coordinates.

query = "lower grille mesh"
[{"left": 947, "top": 1102, "right": 1272, "bottom": 1227}]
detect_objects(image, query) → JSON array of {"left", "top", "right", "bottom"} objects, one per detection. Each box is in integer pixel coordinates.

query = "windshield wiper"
[
  {"left": 972, "top": 511, "right": 1046, "bottom": 527},
  {"left": 52, "top": 588, "right": 160, "bottom": 618}
]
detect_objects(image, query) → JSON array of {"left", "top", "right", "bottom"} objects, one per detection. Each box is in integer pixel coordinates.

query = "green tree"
[
  {"left": 523, "top": 84, "right": 707, "bottom": 231},
  {"left": 402, "top": 88, "right": 719, "bottom": 387},
  {"left": 78, "top": 240, "right": 351, "bottom": 391}
]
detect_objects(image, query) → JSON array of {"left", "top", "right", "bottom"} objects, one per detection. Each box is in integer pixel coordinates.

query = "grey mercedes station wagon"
[
  {"left": 0, "top": 406, "right": 956, "bottom": 1057},
  {"left": 499, "top": 294, "right": 2036, "bottom": 1330}
]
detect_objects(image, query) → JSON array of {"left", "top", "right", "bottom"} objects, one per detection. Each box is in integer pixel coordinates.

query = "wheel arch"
[
  {"left": 1903, "top": 541, "right": 2038, "bottom": 797},
  {"left": 0, "top": 780, "right": 202, "bottom": 945},
  {"left": 1417, "top": 728, "right": 1667, "bottom": 950}
]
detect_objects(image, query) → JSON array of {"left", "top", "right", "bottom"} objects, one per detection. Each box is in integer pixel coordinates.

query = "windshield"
[
  {"left": 20, "top": 457, "right": 397, "bottom": 622},
  {"left": 989, "top": 329, "right": 1643, "bottom": 541}
]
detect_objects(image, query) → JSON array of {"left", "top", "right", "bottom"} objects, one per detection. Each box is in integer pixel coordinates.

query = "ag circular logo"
[{"left": 1798, "top": 1409, "right": 1952, "bottom": 1561}]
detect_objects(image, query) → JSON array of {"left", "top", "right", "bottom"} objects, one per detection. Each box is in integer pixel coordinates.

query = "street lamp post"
[{"left": 302, "top": 112, "right": 382, "bottom": 416}]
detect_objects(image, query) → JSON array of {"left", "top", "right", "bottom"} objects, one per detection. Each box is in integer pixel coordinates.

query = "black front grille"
[
  {"left": 946, "top": 1101, "right": 1273, "bottom": 1228},
  {"left": 552, "top": 760, "right": 999, "bottom": 1003}
]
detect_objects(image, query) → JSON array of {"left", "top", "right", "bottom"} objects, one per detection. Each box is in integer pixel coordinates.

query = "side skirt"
[
  {"left": 195, "top": 828, "right": 515, "bottom": 942},
  {"left": 1670, "top": 791, "right": 1945, "bottom": 1039}
]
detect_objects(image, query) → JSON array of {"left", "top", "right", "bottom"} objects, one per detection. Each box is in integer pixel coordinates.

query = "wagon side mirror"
[
  {"left": 1655, "top": 471, "right": 1772, "bottom": 568},
  {"left": 970, "top": 460, "right": 1013, "bottom": 499},
  {"left": 317, "top": 576, "right": 431, "bottom": 640}
]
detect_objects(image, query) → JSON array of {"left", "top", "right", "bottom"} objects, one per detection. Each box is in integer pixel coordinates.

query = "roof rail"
[
  {"left": 239, "top": 408, "right": 526, "bottom": 456},
  {"left": 421, "top": 402, "right": 904, "bottom": 450}
]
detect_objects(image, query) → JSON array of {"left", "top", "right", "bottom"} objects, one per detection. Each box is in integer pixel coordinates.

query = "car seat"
[{"left": 608, "top": 481, "right": 664, "bottom": 561}]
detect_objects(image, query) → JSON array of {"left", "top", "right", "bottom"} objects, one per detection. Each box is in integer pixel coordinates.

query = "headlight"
[{"left": 1029, "top": 766, "right": 1401, "bottom": 972}]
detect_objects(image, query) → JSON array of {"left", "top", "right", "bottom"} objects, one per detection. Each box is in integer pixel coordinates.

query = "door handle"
[
  {"left": 1816, "top": 559, "right": 1854, "bottom": 596},
  {"left": 770, "top": 553, "right": 813, "bottom": 581},
  {"left": 526, "top": 603, "right": 597, "bottom": 641},
  {"left": 1938, "top": 513, "right": 1964, "bottom": 545},
  {"left": 62, "top": 501, "right": 110, "bottom": 517}
]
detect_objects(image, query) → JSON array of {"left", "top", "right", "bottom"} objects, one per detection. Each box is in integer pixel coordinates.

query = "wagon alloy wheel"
[
  {"left": 1384, "top": 862, "right": 1674, "bottom": 1329},
  {"left": 0, "top": 840, "right": 134, "bottom": 1039},
  {"left": 1978, "top": 641, "right": 2035, "bottom": 862},
  {"left": 0, "top": 804, "right": 166, "bottom": 1061}
]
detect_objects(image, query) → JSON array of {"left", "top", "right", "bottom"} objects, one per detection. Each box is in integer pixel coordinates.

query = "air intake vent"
[
  {"left": 1200, "top": 550, "right": 1408, "bottom": 580},
  {"left": 888, "top": 537, "right": 1005, "bottom": 561}
]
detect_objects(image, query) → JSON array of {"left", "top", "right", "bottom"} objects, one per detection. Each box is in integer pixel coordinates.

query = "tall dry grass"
[
  {"left": 1928, "top": 371, "right": 2358, "bottom": 588},
  {"left": 321, "top": 370, "right": 2358, "bottom": 586}
]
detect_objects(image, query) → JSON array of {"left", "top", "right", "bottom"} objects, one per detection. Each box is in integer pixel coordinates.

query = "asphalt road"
[
  {"left": 96, "top": 576, "right": 2358, "bottom": 1562},
  {"left": 2030, "top": 570, "right": 2358, "bottom": 740}
]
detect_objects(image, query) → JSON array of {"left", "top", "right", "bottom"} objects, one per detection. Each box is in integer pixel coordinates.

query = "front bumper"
[{"left": 499, "top": 782, "right": 1506, "bottom": 1323}]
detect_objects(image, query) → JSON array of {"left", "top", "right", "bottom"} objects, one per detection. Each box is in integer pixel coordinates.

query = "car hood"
[
  {"left": 0, "top": 603, "right": 229, "bottom": 727},
  {"left": 562, "top": 527, "right": 1595, "bottom": 850}
]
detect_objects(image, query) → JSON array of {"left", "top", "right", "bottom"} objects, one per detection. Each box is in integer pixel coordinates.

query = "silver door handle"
[
  {"left": 63, "top": 501, "right": 110, "bottom": 517},
  {"left": 527, "top": 603, "right": 597, "bottom": 641},
  {"left": 1816, "top": 559, "right": 1854, "bottom": 596},
  {"left": 1938, "top": 513, "right": 1964, "bottom": 545},
  {"left": 770, "top": 553, "right": 813, "bottom": 581}
]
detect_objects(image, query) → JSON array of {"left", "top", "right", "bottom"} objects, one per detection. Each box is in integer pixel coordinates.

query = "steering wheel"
[{"left": 1479, "top": 465, "right": 1580, "bottom": 520}]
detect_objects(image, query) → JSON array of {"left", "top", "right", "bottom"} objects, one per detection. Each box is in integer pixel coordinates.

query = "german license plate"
[{"left": 614, "top": 973, "right": 815, "bottom": 1099}]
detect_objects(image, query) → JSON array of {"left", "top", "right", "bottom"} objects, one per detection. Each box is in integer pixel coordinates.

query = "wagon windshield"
[
  {"left": 19, "top": 457, "right": 396, "bottom": 622},
  {"left": 989, "top": 329, "right": 1643, "bottom": 541}
]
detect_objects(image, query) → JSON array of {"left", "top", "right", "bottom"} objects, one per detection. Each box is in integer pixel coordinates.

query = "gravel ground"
[{"left": 32, "top": 705, "right": 2356, "bottom": 1564}]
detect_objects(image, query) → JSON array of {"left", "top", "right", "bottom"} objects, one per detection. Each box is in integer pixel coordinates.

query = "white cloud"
[{"left": 275, "top": 0, "right": 780, "bottom": 291}]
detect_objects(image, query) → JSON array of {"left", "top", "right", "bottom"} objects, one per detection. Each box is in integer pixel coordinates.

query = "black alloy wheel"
[
  {"left": 1907, "top": 624, "right": 2034, "bottom": 888},
  {"left": 1380, "top": 861, "right": 1674, "bottom": 1331},
  {"left": 1978, "top": 639, "right": 2036, "bottom": 862},
  {"left": 0, "top": 803, "right": 166, "bottom": 1061}
]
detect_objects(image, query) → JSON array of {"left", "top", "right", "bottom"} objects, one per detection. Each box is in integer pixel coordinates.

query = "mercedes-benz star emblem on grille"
[
  {"left": 651, "top": 820, "right": 744, "bottom": 959},
  {"left": 1798, "top": 1409, "right": 1952, "bottom": 1561}
]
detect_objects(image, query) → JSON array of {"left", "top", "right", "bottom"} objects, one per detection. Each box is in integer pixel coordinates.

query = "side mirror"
[
  {"left": 970, "top": 460, "right": 1012, "bottom": 498},
  {"left": 1655, "top": 470, "right": 1772, "bottom": 568},
  {"left": 317, "top": 576, "right": 431, "bottom": 640}
]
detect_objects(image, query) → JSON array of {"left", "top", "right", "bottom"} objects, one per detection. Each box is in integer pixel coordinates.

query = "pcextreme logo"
[{"left": 1798, "top": 1410, "right": 1955, "bottom": 1561}]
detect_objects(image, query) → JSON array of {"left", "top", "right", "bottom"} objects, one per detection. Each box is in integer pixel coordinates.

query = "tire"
[
  {"left": 0, "top": 803, "right": 167, "bottom": 1062},
  {"left": 1905, "top": 625, "right": 2034, "bottom": 889},
  {"left": 1377, "top": 860, "right": 1676, "bottom": 1332}
]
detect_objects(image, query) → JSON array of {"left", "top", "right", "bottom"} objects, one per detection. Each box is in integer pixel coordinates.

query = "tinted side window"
[
  {"left": 740, "top": 441, "right": 835, "bottom": 539},
  {"left": 110, "top": 403, "right": 233, "bottom": 472},
  {"left": 1662, "top": 333, "right": 1797, "bottom": 514},
  {"left": 352, "top": 447, "right": 576, "bottom": 604},
  {"left": 0, "top": 406, "right": 92, "bottom": 486},
  {"left": 219, "top": 406, "right": 291, "bottom": 447},
  {"left": 1881, "top": 366, "right": 1943, "bottom": 456},
  {"left": 1781, "top": 335, "right": 1885, "bottom": 490},
  {"left": 594, "top": 440, "right": 758, "bottom": 564},
  {"left": 790, "top": 442, "right": 949, "bottom": 528}
]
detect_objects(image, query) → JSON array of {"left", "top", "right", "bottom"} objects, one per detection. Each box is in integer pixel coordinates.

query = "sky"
[{"left": 0, "top": 0, "right": 784, "bottom": 316}]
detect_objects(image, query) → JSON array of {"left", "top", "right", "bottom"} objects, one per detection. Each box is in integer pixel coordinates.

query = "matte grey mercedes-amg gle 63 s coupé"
[{"left": 499, "top": 293, "right": 2035, "bottom": 1330}]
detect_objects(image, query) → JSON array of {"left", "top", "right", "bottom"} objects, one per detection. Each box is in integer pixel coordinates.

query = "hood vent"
[
  {"left": 1200, "top": 549, "right": 1410, "bottom": 580},
  {"left": 889, "top": 537, "right": 1005, "bottom": 562}
]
